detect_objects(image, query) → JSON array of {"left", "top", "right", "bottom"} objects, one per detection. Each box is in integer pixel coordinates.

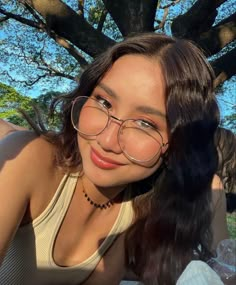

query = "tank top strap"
[{"left": 32, "top": 172, "right": 79, "bottom": 227}]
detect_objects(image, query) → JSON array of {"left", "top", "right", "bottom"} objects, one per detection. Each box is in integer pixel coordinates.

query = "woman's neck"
[{"left": 80, "top": 175, "right": 126, "bottom": 207}]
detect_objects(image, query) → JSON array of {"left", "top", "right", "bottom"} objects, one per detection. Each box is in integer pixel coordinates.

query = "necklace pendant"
[{"left": 81, "top": 179, "right": 113, "bottom": 210}]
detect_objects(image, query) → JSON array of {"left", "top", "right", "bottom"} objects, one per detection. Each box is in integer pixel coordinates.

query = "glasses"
[{"left": 71, "top": 96, "right": 167, "bottom": 163}]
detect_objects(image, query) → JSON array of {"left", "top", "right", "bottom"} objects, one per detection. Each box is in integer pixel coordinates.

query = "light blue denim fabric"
[
  {"left": 120, "top": 260, "right": 227, "bottom": 285},
  {"left": 208, "top": 239, "right": 236, "bottom": 281},
  {"left": 176, "top": 260, "right": 224, "bottom": 285}
]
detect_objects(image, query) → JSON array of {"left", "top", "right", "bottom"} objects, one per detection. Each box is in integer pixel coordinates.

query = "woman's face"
[{"left": 78, "top": 54, "right": 168, "bottom": 189}]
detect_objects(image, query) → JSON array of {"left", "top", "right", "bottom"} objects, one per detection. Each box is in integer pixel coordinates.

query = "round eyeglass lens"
[
  {"left": 118, "top": 120, "right": 163, "bottom": 162},
  {"left": 71, "top": 96, "right": 109, "bottom": 136},
  {"left": 71, "top": 96, "right": 164, "bottom": 162}
]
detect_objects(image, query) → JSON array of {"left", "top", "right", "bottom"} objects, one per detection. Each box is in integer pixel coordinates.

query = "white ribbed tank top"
[{"left": 0, "top": 173, "right": 133, "bottom": 285}]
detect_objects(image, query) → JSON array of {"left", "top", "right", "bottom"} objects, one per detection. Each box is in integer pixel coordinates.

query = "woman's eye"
[
  {"left": 136, "top": 119, "right": 157, "bottom": 130},
  {"left": 94, "top": 95, "right": 112, "bottom": 109}
]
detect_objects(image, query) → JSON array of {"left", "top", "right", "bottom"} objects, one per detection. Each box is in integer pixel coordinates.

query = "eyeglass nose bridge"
[
  {"left": 106, "top": 114, "right": 124, "bottom": 128},
  {"left": 103, "top": 114, "right": 128, "bottom": 141}
]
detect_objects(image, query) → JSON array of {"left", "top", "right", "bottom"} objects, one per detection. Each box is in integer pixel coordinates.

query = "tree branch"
[
  {"left": 0, "top": 7, "right": 42, "bottom": 29},
  {"left": 1, "top": 38, "right": 77, "bottom": 85},
  {"left": 78, "top": 0, "right": 84, "bottom": 17},
  {"left": 212, "top": 47, "right": 236, "bottom": 87},
  {"left": 172, "top": 0, "right": 228, "bottom": 38},
  {"left": 26, "top": 74, "right": 50, "bottom": 86},
  {"left": 155, "top": 6, "right": 169, "bottom": 31},
  {"left": 103, "top": 0, "right": 158, "bottom": 36},
  {"left": 20, "top": 0, "right": 45, "bottom": 23},
  {"left": 194, "top": 12, "right": 236, "bottom": 55},
  {"left": 47, "top": 30, "right": 88, "bottom": 67},
  {"left": 154, "top": 0, "right": 181, "bottom": 31},
  {"left": 24, "top": 0, "right": 114, "bottom": 56},
  {"left": 0, "top": 16, "right": 9, "bottom": 23},
  {"left": 37, "top": 50, "right": 76, "bottom": 81},
  {"left": 97, "top": 9, "right": 107, "bottom": 32},
  {"left": 160, "top": 0, "right": 181, "bottom": 9},
  {"left": 1, "top": 69, "right": 48, "bottom": 87},
  {"left": 9, "top": 2, "right": 88, "bottom": 67}
]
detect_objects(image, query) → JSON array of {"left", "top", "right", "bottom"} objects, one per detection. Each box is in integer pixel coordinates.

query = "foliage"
[
  {"left": 221, "top": 112, "right": 236, "bottom": 134},
  {"left": 227, "top": 213, "right": 236, "bottom": 239},
  {"left": 0, "top": 83, "right": 62, "bottom": 129},
  {"left": 33, "top": 91, "right": 63, "bottom": 130},
  {"left": 0, "top": 82, "right": 33, "bottom": 127},
  {"left": 87, "top": 0, "right": 122, "bottom": 40}
]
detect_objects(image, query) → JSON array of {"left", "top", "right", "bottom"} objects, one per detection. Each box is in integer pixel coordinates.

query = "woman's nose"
[{"left": 96, "top": 119, "right": 122, "bottom": 154}]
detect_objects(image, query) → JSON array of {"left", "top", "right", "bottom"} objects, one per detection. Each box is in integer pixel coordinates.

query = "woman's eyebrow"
[
  {"left": 136, "top": 106, "right": 166, "bottom": 118},
  {"left": 98, "top": 82, "right": 166, "bottom": 119},
  {"left": 98, "top": 83, "right": 118, "bottom": 99}
]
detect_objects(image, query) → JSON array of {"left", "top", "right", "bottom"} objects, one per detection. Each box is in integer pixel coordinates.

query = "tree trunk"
[
  {"left": 26, "top": 0, "right": 114, "bottom": 57},
  {"left": 103, "top": 0, "right": 158, "bottom": 36}
]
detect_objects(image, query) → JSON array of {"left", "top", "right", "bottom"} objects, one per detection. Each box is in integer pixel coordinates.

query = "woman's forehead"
[{"left": 100, "top": 55, "right": 166, "bottom": 104}]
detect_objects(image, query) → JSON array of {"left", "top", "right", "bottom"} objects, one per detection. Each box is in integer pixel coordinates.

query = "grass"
[{"left": 227, "top": 212, "right": 236, "bottom": 239}]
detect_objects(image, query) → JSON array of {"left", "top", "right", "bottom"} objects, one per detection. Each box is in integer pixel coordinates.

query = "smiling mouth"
[{"left": 90, "top": 147, "right": 125, "bottom": 169}]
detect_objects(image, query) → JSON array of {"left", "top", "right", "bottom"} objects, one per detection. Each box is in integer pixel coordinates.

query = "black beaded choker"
[{"left": 81, "top": 180, "right": 113, "bottom": 210}]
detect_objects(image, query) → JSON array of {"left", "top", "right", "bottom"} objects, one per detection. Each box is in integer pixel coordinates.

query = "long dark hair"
[
  {"left": 33, "top": 33, "right": 220, "bottom": 284},
  {"left": 215, "top": 127, "right": 236, "bottom": 193},
  {"left": 215, "top": 127, "right": 236, "bottom": 213}
]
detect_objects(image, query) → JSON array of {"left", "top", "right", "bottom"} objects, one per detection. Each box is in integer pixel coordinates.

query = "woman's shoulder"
[
  {"left": 0, "top": 131, "right": 65, "bottom": 235},
  {"left": 0, "top": 131, "right": 63, "bottom": 214},
  {"left": 0, "top": 119, "right": 26, "bottom": 139},
  {"left": 0, "top": 130, "right": 57, "bottom": 178}
]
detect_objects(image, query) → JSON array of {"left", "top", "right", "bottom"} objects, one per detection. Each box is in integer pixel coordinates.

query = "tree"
[
  {"left": 221, "top": 112, "right": 236, "bottom": 133},
  {"left": 0, "top": 82, "right": 62, "bottom": 129},
  {"left": 0, "top": 0, "right": 235, "bottom": 132},
  {"left": 0, "top": 82, "right": 33, "bottom": 126},
  {"left": 0, "top": 0, "right": 235, "bottom": 90}
]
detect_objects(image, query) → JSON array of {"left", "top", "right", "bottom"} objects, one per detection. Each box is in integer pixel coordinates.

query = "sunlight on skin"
[{"left": 0, "top": 119, "right": 26, "bottom": 139}]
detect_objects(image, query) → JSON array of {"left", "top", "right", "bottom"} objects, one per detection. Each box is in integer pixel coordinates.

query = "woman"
[
  {"left": 0, "top": 118, "right": 26, "bottom": 139},
  {"left": 0, "top": 33, "right": 225, "bottom": 284},
  {"left": 215, "top": 127, "right": 236, "bottom": 202}
]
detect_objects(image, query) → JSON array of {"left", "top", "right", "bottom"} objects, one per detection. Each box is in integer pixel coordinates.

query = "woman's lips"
[{"left": 90, "top": 147, "right": 125, "bottom": 169}]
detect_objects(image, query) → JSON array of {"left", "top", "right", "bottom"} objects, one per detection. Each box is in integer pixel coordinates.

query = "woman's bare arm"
[
  {"left": 0, "top": 131, "right": 51, "bottom": 265},
  {"left": 211, "top": 175, "right": 229, "bottom": 250},
  {"left": 0, "top": 119, "right": 26, "bottom": 140}
]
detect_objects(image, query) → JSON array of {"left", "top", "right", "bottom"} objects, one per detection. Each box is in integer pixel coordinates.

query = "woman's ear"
[{"left": 161, "top": 142, "right": 169, "bottom": 159}]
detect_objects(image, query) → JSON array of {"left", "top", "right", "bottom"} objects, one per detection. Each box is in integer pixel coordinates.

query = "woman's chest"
[{"left": 53, "top": 189, "right": 123, "bottom": 268}]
